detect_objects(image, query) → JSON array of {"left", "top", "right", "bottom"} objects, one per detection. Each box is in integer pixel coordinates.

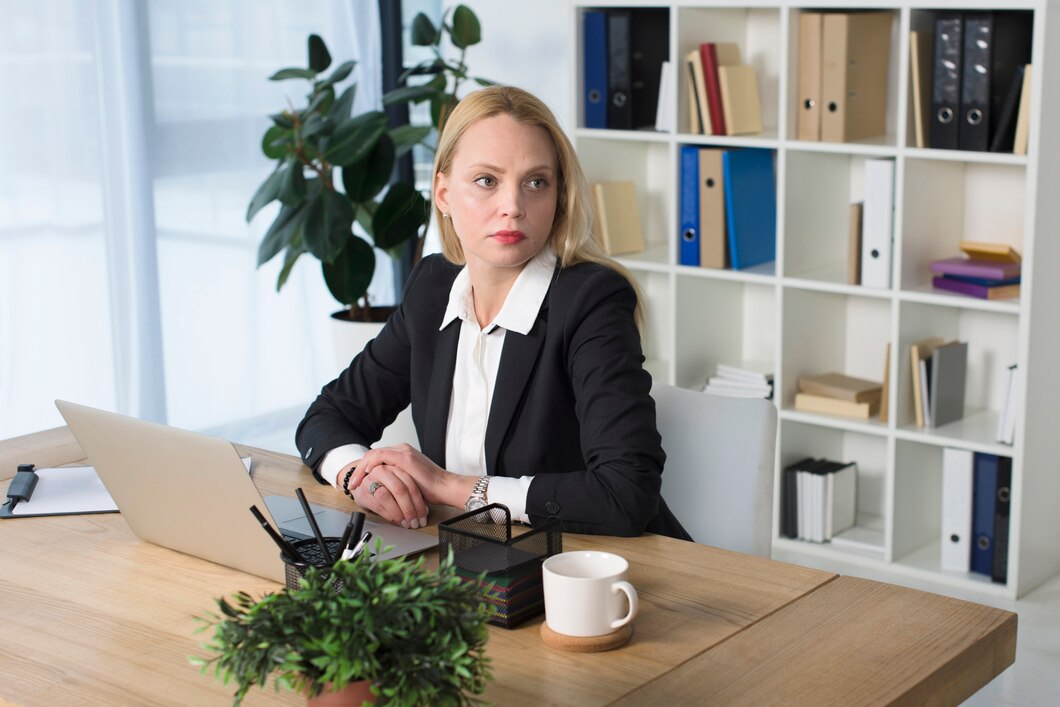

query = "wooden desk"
[{"left": 0, "top": 429, "right": 1015, "bottom": 706}]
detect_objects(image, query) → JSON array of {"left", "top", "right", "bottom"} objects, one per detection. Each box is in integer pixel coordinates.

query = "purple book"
[
  {"left": 930, "top": 258, "right": 1022, "bottom": 280},
  {"left": 932, "top": 276, "right": 1021, "bottom": 300}
]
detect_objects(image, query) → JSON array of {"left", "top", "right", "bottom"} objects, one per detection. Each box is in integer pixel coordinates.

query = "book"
[
  {"left": 959, "top": 240, "right": 1021, "bottom": 263},
  {"left": 879, "top": 342, "right": 891, "bottom": 424},
  {"left": 699, "top": 43, "right": 731, "bottom": 136},
  {"left": 718, "top": 64, "right": 763, "bottom": 135},
  {"left": 929, "top": 341, "right": 968, "bottom": 428},
  {"left": 942, "top": 274, "right": 1020, "bottom": 287},
  {"left": 794, "top": 393, "right": 879, "bottom": 420},
  {"left": 932, "top": 276, "right": 1021, "bottom": 300},
  {"left": 716, "top": 361, "right": 774, "bottom": 385},
  {"left": 909, "top": 30, "right": 933, "bottom": 148},
  {"left": 920, "top": 357, "right": 933, "bottom": 427},
  {"left": 847, "top": 201, "right": 863, "bottom": 285},
  {"left": 722, "top": 148, "right": 776, "bottom": 270},
  {"left": 910, "top": 336, "right": 948, "bottom": 428},
  {"left": 797, "top": 372, "right": 882, "bottom": 404},
  {"left": 590, "top": 181, "right": 645, "bottom": 256},
  {"left": 1013, "top": 63, "right": 1032, "bottom": 155},
  {"left": 685, "top": 53, "right": 703, "bottom": 134},
  {"left": 688, "top": 49, "right": 711, "bottom": 135},
  {"left": 930, "top": 257, "right": 1021, "bottom": 280}
]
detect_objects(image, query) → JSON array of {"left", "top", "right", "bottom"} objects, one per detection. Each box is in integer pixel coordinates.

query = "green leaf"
[
  {"left": 303, "top": 186, "right": 354, "bottom": 262},
  {"left": 450, "top": 5, "right": 482, "bottom": 49},
  {"left": 342, "top": 133, "right": 395, "bottom": 203},
  {"left": 372, "top": 182, "right": 428, "bottom": 250},
  {"left": 430, "top": 94, "right": 457, "bottom": 131},
  {"left": 399, "top": 59, "right": 445, "bottom": 83},
  {"left": 383, "top": 84, "right": 438, "bottom": 106},
  {"left": 275, "top": 243, "right": 306, "bottom": 291},
  {"left": 307, "top": 86, "right": 335, "bottom": 115},
  {"left": 322, "top": 60, "right": 356, "bottom": 88},
  {"left": 300, "top": 115, "right": 333, "bottom": 141},
  {"left": 246, "top": 166, "right": 286, "bottom": 222},
  {"left": 323, "top": 236, "right": 375, "bottom": 307},
  {"left": 269, "top": 67, "right": 316, "bottom": 81},
  {"left": 324, "top": 111, "right": 388, "bottom": 166},
  {"left": 257, "top": 202, "right": 310, "bottom": 266},
  {"left": 261, "top": 125, "right": 291, "bottom": 159},
  {"left": 278, "top": 160, "right": 306, "bottom": 205},
  {"left": 307, "top": 34, "right": 331, "bottom": 73},
  {"left": 270, "top": 112, "right": 295, "bottom": 129},
  {"left": 389, "top": 124, "right": 432, "bottom": 151},
  {"left": 473, "top": 76, "right": 497, "bottom": 88},
  {"left": 329, "top": 84, "right": 357, "bottom": 123},
  {"left": 410, "top": 13, "right": 437, "bottom": 46}
]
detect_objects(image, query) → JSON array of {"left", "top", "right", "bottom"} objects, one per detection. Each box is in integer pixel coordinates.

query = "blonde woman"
[{"left": 296, "top": 86, "right": 689, "bottom": 539}]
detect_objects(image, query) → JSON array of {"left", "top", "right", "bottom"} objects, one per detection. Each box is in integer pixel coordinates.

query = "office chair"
[{"left": 652, "top": 383, "right": 778, "bottom": 557}]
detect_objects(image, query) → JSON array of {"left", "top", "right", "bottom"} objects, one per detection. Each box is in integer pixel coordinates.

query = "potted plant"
[
  {"left": 193, "top": 548, "right": 492, "bottom": 706},
  {"left": 247, "top": 5, "right": 491, "bottom": 324}
]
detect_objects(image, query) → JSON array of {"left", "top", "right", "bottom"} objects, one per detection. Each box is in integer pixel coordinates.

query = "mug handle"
[{"left": 609, "top": 580, "right": 638, "bottom": 629}]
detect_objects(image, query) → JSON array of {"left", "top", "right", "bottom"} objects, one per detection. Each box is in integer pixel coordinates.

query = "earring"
[{"left": 442, "top": 212, "right": 449, "bottom": 220}]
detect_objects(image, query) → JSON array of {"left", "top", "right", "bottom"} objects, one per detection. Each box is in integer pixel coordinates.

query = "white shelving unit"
[{"left": 572, "top": 0, "right": 1060, "bottom": 599}]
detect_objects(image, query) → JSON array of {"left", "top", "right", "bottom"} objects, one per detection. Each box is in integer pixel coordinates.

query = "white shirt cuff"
[
  {"left": 487, "top": 475, "right": 533, "bottom": 524},
  {"left": 320, "top": 444, "right": 369, "bottom": 490}
]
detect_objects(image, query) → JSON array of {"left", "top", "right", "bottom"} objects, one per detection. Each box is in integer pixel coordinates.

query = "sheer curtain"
[{"left": 0, "top": 1, "right": 383, "bottom": 443}]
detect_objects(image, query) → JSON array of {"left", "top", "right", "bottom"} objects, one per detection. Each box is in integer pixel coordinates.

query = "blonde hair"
[{"left": 432, "top": 85, "right": 644, "bottom": 326}]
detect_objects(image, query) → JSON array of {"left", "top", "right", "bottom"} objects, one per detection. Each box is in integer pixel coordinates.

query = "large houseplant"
[
  {"left": 247, "top": 6, "right": 490, "bottom": 323},
  {"left": 194, "top": 548, "right": 492, "bottom": 706}
]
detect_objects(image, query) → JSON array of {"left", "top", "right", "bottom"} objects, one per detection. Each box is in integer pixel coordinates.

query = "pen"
[
  {"left": 295, "top": 487, "right": 333, "bottom": 565},
  {"left": 336, "top": 511, "right": 365, "bottom": 563},
  {"left": 249, "top": 505, "right": 305, "bottom": 563},
  {"left": 341, "top": 530, "right": 372, "bottom": 561}
]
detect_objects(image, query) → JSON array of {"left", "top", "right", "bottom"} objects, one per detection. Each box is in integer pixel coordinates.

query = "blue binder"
[
  {"left": 583, "top": 11, "right": 608, "bottom": 129},
  {"left": 971, "top": 453, "right": 999, "bottom": 576},
  {"left": 679, "top": 145, "right": 700, "bottom": 266},
  {"left": 722, "top": 149, "right": 776, "bottom": 270}
]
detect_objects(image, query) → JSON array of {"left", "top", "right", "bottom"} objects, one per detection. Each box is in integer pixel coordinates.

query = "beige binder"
[
  {"left": 821, "top": 12, "right": 893, "bottom": 143},
  {"left": 698, "top": 149, "right": 727, "bottom": 269},
  {"left": 797, "top": 12, "right": 824, "bottom": 141},
  {"left": 718, "top": 65, "right": 763, "bottom": 136},
  {"left": 590, "top": 181, "right": 645, "bottom": 256}
]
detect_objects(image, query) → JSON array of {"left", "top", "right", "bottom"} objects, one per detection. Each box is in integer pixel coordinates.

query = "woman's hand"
[
  {"left": 347, "top": 454, "right": 430, "bottom": 529},
  {"left": 348, "top": 444, "right": 477, "bottom": 518}
]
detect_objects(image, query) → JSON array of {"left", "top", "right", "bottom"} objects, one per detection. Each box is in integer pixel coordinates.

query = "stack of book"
[
  {"left": 794, "top": 372, "right": 882, "bottom": 420},
  {"left": 684, "top": 42, "right": 762, "bottom": 136},
  {"left": 782, "top": 457, "right": 857, "bottom": 543},
  {"left": 930, "top": 241, "right": 1022, "bottom": 301},
  {"left": 702, "top": 361, "right": 773, "bottom": 399}
]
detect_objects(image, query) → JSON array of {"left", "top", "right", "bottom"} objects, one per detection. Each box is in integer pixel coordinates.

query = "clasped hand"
[{"left": 344, "top": 444, "right": 459, "bottom": 529}]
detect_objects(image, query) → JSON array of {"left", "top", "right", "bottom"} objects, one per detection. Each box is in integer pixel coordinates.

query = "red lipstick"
[{"left": 492, "top": 230, "right": 526, "bottom": 245}]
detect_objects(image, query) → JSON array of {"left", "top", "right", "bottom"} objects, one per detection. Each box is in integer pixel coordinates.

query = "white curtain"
[{"left": 0, "top": 0, "right": 384, "bottom": 443}]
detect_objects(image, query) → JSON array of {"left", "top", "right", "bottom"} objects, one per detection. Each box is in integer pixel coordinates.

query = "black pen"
[
  {"left": 295, "top": 487, "right": 333, "bottom": 564},
  {"left": 341, "top": 530, "right": 372, "bottom": 561},
  {"left": 249, "top": 505, "right": 304, "bottom": 563},
  {"left": 337, "top": 510, "right": 364, "bottom": 559}
]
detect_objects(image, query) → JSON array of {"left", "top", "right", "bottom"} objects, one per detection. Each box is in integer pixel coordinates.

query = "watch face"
[{"left": 467, "top": 498, "right": 487, "bottom": 512}]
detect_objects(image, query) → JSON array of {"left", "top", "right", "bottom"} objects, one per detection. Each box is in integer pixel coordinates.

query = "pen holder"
[
  {"left": 282, "top": 537, "right": 346, "bottom": 591},
  {"left": 438, "top": 504, "right": 562, "bottom": 628}
]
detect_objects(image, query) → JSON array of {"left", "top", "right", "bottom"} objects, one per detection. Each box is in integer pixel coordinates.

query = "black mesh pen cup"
[
  {"left": 438, "top": 504, "right": 562, "bottom": 628},
  {"left": 282, "top": 537, "right": 346, "bottom": 591}
]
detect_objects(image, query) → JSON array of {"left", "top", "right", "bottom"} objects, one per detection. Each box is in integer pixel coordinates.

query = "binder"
[
  {"left": 971, "top": 453, "right": 999, "bottom": 576},
  {"left": 629, "top": 8, "right": 669, "bottom": 130},
  {"left": 1, "top": 463, "right": 119, "bottom": 519},
  {"left": 698, "top": 149, "right": 727, "bottom": 269},
  {"left": 590, "top": 181, "right": 645, "bottom": 256},
  {"left": 722, "top": 148, "right": 776, "bottom": 270},
  {"left": 990, "top": 65, "right": 1025, "bottom": 152},
  {"left": 606, "top": 11, "right": 633, "bottom": 130},
  {"left": 679, "top": 145, "right": 701, "bottom": 266},
  {"left": 821, "top": 12, "right": 893, "bottom": 143},
  {"left": 940, "top": 447, "right": 974, "bottom": 573},
  {"left": 582, "top": 10, "right": 608, "bottom": 129},
  {"left": 992, "top": 456, "right": 1012, "bottom": 583},
  {"left": 959, "top": 14, "right": 993, "bottom": 151},
  {"left": 931, "top": 14, "right": 963, "bottom": 149},
  {"left": 860, "top": 158, "right": 894, "bottom": 289},
  {"left": 796, "top": 12, "right": 824, "bottom": 141},
  {"left": 783, "top": 457, "right": 816, "bottom": 539},
  {"left": 718, "top": 64, "right": 763, "bottom": 135},
  {"left": 929, "top": 341, "right": 968, "bottom": 428}
]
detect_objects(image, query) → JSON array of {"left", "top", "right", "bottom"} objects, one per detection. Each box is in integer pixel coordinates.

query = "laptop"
[{"left": 55, "top": 400, "right": 436, "bottom": 583}]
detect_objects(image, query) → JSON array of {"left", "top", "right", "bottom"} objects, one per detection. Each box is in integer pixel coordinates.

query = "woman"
[{"left": 296, "top": 86, "right": 689, "bottom": 539}]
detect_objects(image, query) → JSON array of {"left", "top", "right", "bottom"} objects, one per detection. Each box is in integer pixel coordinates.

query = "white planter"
[{"left": 329, "top": 312, "right": 418, "bottom": 450}]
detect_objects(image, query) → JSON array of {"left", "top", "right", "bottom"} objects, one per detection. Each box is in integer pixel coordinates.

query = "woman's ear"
[{"left": 434, "top": 171, "right": 450, "bottom": 215}]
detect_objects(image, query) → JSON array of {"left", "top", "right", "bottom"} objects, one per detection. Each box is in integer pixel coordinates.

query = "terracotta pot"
[{"left": 305, "top": 680, "right": 375, "bottom": 706}]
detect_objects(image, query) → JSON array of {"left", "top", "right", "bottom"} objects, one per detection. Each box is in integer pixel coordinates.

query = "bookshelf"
[{"left": 572, "top": 0, "right": 1060, "bottom": 599}]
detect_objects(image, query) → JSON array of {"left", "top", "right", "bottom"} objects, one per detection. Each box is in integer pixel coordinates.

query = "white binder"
[
  {"left": 860, "top": 158, "right": 894, "bottom": 289},
  {"left": 941, "top": 447, "right": 975, "bottom": 573}
]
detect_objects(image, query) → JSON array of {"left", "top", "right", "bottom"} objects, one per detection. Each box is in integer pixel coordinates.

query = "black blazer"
[{"left": 296, "top": 254, "right": 689, "bottom": 539}]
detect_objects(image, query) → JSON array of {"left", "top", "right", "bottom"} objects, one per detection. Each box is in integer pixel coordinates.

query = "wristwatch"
[{"left": 464, "top": 476, "right": 490, "bottom": 517}]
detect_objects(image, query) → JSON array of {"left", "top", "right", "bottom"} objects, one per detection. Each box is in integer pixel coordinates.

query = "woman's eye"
[
  {"left": 474, "top": 176, "right": 496, "bottom": 187},
  {"left": 527, "top": 178, "right": 547, "bottom": 189}
]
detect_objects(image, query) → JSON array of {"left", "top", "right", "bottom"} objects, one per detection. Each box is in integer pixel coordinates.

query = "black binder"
[
  {"left": 629, "top": 8, "right": 669, "bottom": 130},
  {"left": 989, "top": 64, "right": 1025, "bottom": 152},
  {"left": 992, "top": 456, "right": 1012, "bottom": 584},
  {"left": 931, "top": 14, "right": 963, "bottom": 150},
  {"left": 959, "top": 14, "right": 993, "bottom": 151},
  {"left": 606, "top": 10, "right": 633, "bottom": 130}
]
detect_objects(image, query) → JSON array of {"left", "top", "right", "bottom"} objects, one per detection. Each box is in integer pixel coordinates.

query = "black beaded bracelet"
[{"left": 341, "top": 467, "right": 356, "bottom": 497}]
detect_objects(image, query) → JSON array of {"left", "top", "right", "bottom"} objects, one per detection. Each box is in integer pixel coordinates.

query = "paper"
[{"left": 10, "top": 466, "right": 118, "bottom": 516}]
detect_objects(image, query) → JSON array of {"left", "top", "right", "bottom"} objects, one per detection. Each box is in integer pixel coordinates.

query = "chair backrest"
[{"left": 652, "top": 383, "right": 778, "bottom": 557}]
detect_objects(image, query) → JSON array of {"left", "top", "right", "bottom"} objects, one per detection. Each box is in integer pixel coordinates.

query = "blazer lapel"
[
  {"left": 484, "top": 313, "right": 546, "bottom": 475},
  {"left": 422, "top": 321, "right": 460, "bottom": 465}
]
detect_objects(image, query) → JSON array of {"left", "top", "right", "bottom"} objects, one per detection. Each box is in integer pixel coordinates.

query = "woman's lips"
[{"left": 492, "top": 230, "right": 526, "bottom": 244}]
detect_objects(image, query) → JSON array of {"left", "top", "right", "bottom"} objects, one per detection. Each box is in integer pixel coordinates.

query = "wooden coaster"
[{"left": 539, "top": 621, "right": 633, "bottom": 652}]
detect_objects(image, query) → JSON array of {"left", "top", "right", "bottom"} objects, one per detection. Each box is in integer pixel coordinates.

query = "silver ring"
[{"left": 367, "top": 481, "right": 383, "bottom": 496}]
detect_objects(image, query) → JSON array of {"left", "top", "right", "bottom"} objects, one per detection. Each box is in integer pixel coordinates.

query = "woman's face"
[{"left": 434, "top": 113, "right": 558, "bottom": 278}]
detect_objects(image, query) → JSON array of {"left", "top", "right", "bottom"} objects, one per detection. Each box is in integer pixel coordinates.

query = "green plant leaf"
[
  {"left": 322, "top": 236, "right": 375, "bottom": 307},
  {"left": 307, "top": 86, "right": 336, "bottom": 115},
  {"left": 261, "top": 125, "right": 291, "bottom": 159},
  {"left": 410, "top": 13, "right": 437, "bottom": 46},
  {"left": 342, "top": 132, "right": 394, "bottom": 202},
  {"left": 473, "top": 76, "right": 497, "bottom": 87},
  {"left": 389, "top": 125, "right": 432, "bottom": 150},
  {"left": 303, "top": 186, "right": 354, "bottom": 262},
  {"left": 269, "top": 67, "right": 317, "bottom": 81},
  {"left": 430, "top": 94, "right": 458, "bottom": 131},
  {"left": 257, "top": 202, "right": 309, "bottom": 266},
  {"left": 270, "top": 112, "right": 295, "bottom": 129},
  {"left": 300, "top": 114, "right": 333, "bottom": 141},
  {"left": 325, "top": 111, "right": 388, "bottom": 166},
  {"left": 450, "top": 6, "right": 482, "bottom": 49},
  {"left": 276, "top": 243, "right": 306, "bottom": 291},
  {"left": 329, "top": 84, "right": 357, "bottom": 123},
  {"left": 372, "top": 182, "right": 428, "bottom": 250},
  {"left": 321, "top": 60, "right": 355, "bottom": 88},
  {"left": 382, "top": 84, "right": 438, "bottom": 106},
  {"left": 246, "top": 166, "right": 286, "bottom": 222},
  {"left": 278, "top": 160, "right": 306, "bottom": 205},
  {"left": 399, "top": 59, "right": 445, "bottom": 83},
  {"left": 307, "top": 34, "right": 331, "bottom": 73}
]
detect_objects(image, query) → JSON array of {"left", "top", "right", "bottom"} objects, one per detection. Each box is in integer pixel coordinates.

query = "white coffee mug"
[{"left": 542, "top": 551, "right": 638, "bottom": 637}]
